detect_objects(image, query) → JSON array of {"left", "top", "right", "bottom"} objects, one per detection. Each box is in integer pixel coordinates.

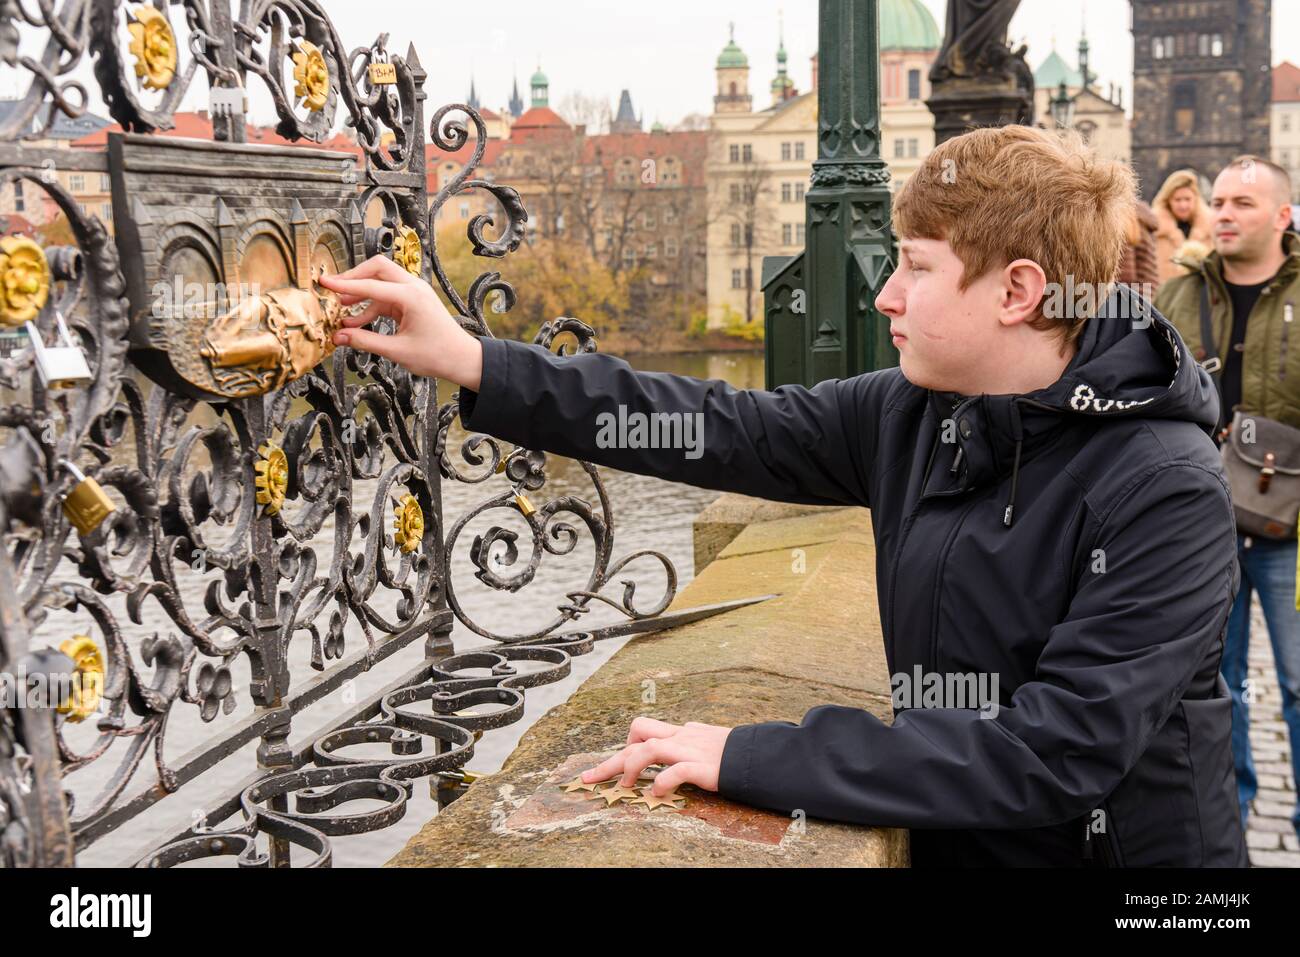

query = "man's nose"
[{"left": 875, "top": 271, "right": 903, "bottom": 317}]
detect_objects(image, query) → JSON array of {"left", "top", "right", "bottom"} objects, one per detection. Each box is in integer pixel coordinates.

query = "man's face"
[
  {"left": 874, "top": 237, "right": 1006, "bottom": 393},
  {"left": 1210, "top": 165, "right": 1291, "bottom": 262}
]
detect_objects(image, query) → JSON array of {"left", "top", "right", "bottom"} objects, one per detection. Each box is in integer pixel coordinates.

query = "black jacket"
[{"left": 458, "top": 286, "right": 1248, "bottom": 867}]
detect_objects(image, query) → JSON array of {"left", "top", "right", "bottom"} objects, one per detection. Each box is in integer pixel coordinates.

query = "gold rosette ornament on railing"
[
  {"left": 126, "top": 4, "right": 177, "bottom": 92},
  {"left": 0, "top": 235, "right": 50, "bottom": 326},
  {"left": 254, "top": 441, "right": 288, "bottom": 516},
  {"left": 392, "top": 226, "right": 423, "bottom": 276},
  {"left": 56, "top": 635, "right": 104, "bottom": 723},
  {"left": 392, "top": 493, "right": 423, "bottom": 554},
  {"left": 291, "top": 40, "right": 330, "bottom": 112}
]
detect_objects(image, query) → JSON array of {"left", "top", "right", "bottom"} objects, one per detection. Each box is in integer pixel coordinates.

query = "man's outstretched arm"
[{"left": 321, "top": 255, "right": 892, "bottom": 507}]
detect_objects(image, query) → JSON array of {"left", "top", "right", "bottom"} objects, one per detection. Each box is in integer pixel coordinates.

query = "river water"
[{"left": 35, "top": 349, "right": 765, "bottom": 866}]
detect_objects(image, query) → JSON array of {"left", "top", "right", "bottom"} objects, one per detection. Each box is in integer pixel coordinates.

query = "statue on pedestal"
[{"left": 927, "top": 0, "right": 1033, "bottom": 142}]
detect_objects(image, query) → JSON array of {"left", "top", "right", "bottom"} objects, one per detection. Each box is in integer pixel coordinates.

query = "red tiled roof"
[
  {"left": 505, "top": 107, "right": 573, "bottom": 146},
  {"left": 0, "top": 213, "right": 36, "bottom": 236},
  {"left": 70, "top": 111, "right": 363, "bottom": 157},
  {"left": 1275, "top": 61, "right": 1300, "bottom": 103},
  {"left": 512, "top": 106, "right": 568, "bottom": 129}
]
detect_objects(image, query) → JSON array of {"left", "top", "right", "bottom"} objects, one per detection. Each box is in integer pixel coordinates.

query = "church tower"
[
  {"left": 508, "top": 73, "right": 524, "bottom": 118},
  {"left": 1129, "top": 0, "right": 1272, "bottom": 200},
  {"left": 770, "top": 22, "right": 797, "bottom": 106},
  {"left": 611, "top": 89, "right": 642, "bottom": 133},
  {"left": 714, "top": 23, "right": 752, "bottom": 114},
  {"left": 530, "top": 64, "right": 549, "bottom": 109}
]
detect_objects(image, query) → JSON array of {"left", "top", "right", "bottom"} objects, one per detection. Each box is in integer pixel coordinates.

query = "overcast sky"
[
  {"left": 5, "top": 1, "right": 1299, "bottom": 130},
  {"left": 343, "top": 0, "right": 1300, "bottom": 127}
]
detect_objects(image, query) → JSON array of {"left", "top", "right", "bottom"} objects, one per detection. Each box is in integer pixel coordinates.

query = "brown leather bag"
[{"left": 1221, "top": 409, "right": 1300, "bottom": 539}]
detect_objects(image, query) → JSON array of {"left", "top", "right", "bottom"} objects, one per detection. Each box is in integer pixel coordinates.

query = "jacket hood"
[{"left": 927, "top": 282, "right": 1218, "bottom": 527}]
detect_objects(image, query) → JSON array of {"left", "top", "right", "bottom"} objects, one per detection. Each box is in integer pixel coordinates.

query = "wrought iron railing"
[{"left": 0, "top": 0, "right": 685, "bottom": 867}]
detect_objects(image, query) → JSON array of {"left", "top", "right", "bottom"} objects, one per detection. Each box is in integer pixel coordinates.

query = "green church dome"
[
  {"left": 530, "top": 67, "right": 548, "bottom": 87},
  {"left": 1034, "top": 48, "right": 1084, "bottom": 90},
  {"left": 717, "top": 43, "right": 748, "bottom": 68},
  {"left": 879, "top": 0, "right": 942, "bottom": 52},
  {"left": 717, "top": 23, "right": 748, "bottom": 69}
]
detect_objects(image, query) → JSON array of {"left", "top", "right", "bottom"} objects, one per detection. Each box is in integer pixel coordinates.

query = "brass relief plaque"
[{"left": 109, "top": 132, "right": 378, "bottom": 401}]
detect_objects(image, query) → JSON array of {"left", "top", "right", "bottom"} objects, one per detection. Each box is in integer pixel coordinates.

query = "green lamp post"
[{"left": 763, "top": 0, "right": 898, "bottom": 389}]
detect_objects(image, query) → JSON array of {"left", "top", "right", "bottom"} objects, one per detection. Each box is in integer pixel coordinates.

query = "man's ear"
[
  {"left": 1276, "top": 203, "right": 1294, "bottom": 235},
  {"left": 998, "top": 259, "right": 1048, "bottom": 329}
]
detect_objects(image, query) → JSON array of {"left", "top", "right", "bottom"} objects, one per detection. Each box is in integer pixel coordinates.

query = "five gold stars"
[{"left": 559, "top": 771, "right": 686, "bottom": 811}]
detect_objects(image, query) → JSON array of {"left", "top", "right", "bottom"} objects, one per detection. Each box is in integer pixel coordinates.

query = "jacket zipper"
[
  {"left": 888, "top": 402, "right": 970, "bottom": 648},
  {"left": 1081, "top": 798, "right": 1120, "bottom": 866}
]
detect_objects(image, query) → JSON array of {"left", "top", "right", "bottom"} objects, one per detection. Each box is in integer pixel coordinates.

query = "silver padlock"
[
  {"left": 209, "top": 84, "right": 248, "bottom": 119},
  {"left": 25, "top": 311, "right": 91, "bottom": 389}
]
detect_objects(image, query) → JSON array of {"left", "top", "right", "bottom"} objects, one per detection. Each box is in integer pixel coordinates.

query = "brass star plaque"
[
  {"left": 597, "top": 783, "right": 642, "bottom": 805},
  {"left": 629, "top": 786, "right": 686, "bottom": 811}
]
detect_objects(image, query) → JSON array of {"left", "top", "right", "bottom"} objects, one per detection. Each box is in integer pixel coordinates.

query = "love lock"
[
  {"left": 60, "top": 460, "right": 115, "bottom": 536},
  {"left": 25, "top": 310, "right": 91, "bottom": 390}
]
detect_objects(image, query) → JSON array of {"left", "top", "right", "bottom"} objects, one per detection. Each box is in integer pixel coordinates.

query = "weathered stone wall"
[{"left": 387, "top": 493, "right": 907, "bottom": 867}]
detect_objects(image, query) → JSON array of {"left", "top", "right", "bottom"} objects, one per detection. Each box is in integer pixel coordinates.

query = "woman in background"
[{"left": 1153, "top": 168, "right": 1214, "bottom": 286}]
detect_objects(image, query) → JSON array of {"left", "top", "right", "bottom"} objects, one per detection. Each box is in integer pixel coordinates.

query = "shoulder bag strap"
[{"left": 1199, "top": 279, "right": 1228, "bottom": 439}]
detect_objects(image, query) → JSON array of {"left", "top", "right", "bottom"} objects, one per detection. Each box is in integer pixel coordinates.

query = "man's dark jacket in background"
[{"left": 458, "top": 285, "right": 1247, "bottom": 867}]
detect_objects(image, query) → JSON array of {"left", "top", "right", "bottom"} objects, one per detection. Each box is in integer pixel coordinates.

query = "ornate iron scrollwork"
[{"left": 0, "top": 0, "right": 678, "bottom": 867}]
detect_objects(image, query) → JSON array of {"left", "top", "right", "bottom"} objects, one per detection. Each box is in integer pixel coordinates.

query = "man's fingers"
[
  {"left": 324, "top": 254, "right": 415, "bottom": 285},
  {"left": 333, "top": 326, "right": 401, "bottom": 361},
  {"left": 618, "top": 739, "right": 683, "bottom": 787},
  {"left": 580, "top": 754, "right": 626, "bottom": 783},
  {"left": 651, "top": 761, "right": 710, "bottom": 796},
  {"left": 319, "top": 276, "right": 409, "bottom": 307},
  {"left": 626, "top": 716, "right": 682, "bottom": 745},
  {"left": 340, "top": 300, "right": 388, "bottom": 328}
]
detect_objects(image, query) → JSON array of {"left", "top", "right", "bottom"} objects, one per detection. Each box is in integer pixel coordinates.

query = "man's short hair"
[
  {"left": 1222, "top": 154, "right": 1294, "bottom": 207},
  {"left": 891, "top": 125, "right": 1137, "bottom": 346}
]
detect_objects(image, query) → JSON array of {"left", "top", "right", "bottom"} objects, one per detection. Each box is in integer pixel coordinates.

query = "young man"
[
  {"left": 320, "top": 125, "right": 1247, "bottom": 866},
  {"left": 1154, "top": 156, "right": 1300, "bottom": 844}
]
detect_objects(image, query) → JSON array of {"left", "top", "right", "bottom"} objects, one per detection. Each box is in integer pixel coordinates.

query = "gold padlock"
[
  {"left": 61, "top": 460, "right": 115, "bottom": 535},
  {"left": 514, "top": 491, "right": 535, "bottom": 518},
  {"left": 368, "top": 61, "right": 397, "bottom": 85}
]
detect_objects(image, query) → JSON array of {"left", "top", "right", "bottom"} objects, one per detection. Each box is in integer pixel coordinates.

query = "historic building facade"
[
  {"left": 1129, "top": 0, "right": 1272, "bottom": 200},
  {"left": 427, "top": 65, "right": 710, "bottom": 319},
  {"left": 0, "top": 100, "right": 112, "bottom": 231},
  {"left": 1273, "top": 61, "right": 1300, "bottom": 203},
  {"left": 705, "top": 0, "right": 942, "bottom": 329}
]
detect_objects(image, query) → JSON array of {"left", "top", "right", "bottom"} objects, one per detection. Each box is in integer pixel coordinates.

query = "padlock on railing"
[
  {"left": 511, "top": 479, "right": 536, "bottom": 518},
  {"left": 25, "top": 310, "right": 91, "bottom": 389},
  {"left": 59, "top": 460, "right": 115, "bottom": 536}
]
